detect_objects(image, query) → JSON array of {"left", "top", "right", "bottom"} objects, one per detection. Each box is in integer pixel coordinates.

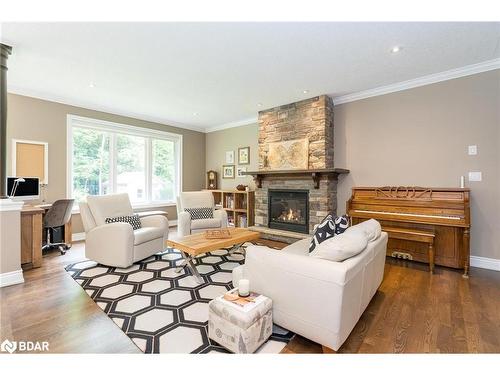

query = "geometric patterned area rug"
[{"left": 65, "top": 244, "right": 294, "bottom": 353}]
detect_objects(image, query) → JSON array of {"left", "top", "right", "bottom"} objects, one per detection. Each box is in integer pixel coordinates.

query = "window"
[
  {"left": 71, "top": 127, "right": 110, "bottom": 202},
  {"left": 116, "top": 134, "right": 146, "bottom": 202},
  {"left": 68, "top": 115, "right": 182, "bottom": 206},
  {"left": 152, "top": 138, "right": 175, "bottom": 201}
]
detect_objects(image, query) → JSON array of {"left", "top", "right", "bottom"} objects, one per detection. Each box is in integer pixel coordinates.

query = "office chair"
[{"left": 42, "top": 199, "right": 74, "bottom": 255}]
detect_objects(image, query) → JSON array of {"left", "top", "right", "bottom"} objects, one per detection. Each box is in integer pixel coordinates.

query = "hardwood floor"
[
  {"left": 283, "top": 258, "right": 500, "bottom": 353},
  {"left": 0, "top": 242, "right": 140, "bottom": 353},
  {"left": 1, "top": 238, "right": 499, "bottom": 354}
]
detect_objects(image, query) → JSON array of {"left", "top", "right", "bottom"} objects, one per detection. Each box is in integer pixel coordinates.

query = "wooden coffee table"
[{"left": 166, "top": 228, "right": 260, "bottom": 284}]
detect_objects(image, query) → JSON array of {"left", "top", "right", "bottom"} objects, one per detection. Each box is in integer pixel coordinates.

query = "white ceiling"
[{"left": 2, "top": 22, "right": 500, "bottom": 132}]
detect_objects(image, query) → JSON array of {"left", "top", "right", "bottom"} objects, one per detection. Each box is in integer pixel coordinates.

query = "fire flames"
[{"left": 278, "top": 208, "right": 302, "bottom": 222}]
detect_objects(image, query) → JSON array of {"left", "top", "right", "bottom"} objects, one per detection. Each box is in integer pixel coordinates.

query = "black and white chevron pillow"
[
  {"left": 185, "top": 207, "right": 214, "bottom": 220},
  {"left": 333, "top": 215, "right": 350, "bottom": 235},
  {"left": 105, "top": 214, "right": 142, "bottom": 230},
  {"left": 309, "top": 214, "right": 350, "bottom": 252}
]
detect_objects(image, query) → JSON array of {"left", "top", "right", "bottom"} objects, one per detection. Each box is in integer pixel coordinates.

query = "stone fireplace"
[
  {"left": 245, "top": 95, "right": 348, "bottom": 238},
  {"left": 258, "top": 95, "right": 334, "bottom": 171},
  {"left": 253, "top": 172, "right": 342, "bottom": 235},
  {"left": 268, "top": 189, "right": 309, "bottom": 234}
]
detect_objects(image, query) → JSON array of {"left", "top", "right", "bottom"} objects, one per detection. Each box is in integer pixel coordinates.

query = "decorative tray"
[
  {"left": 223, "top": 291, "right": 257, "bottom": 306},
  {"left": 205, "top": 229, "right": 232, "bottom": 239}
]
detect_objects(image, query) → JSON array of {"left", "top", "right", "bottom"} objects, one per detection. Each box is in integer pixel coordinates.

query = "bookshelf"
[{"left": 207, "top": 189, "right": 255, "bottom": 228}]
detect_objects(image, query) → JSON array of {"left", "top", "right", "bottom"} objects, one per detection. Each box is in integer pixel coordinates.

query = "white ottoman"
[{"left": 208, "top": 291, "right": 273, "bottom": 353}]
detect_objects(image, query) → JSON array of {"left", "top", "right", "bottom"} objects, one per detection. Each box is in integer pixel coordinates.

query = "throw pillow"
[
  {"left": 309, "top": 226, "right": 368, "bottom": 262},
  {"left": 333, "top": 215, "right": 350, "bottom": 235},
  {"left": 353, "top": 219, "right": 382, "bottom": 242},
  {"left": 309, "top": 214, "right": 350, "bottom": 252},
  {"left": 105, "top": 214, "right": 142, "bottom": 230},
  {"left": 185, "top": 207, "right": 214, "bottom": 220}
]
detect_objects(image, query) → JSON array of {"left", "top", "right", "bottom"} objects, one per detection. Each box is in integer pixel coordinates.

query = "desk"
[{"left": 21, "top": 203, "right": 73, "bottom": 269}]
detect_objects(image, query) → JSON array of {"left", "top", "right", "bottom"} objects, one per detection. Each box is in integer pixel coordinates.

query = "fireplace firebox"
[{"left": 268, "top": 189, "right": 309, "bottom": 234}]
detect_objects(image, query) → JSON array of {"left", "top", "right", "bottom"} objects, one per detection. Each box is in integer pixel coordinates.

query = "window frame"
[{"left": 67, "top": 114, "right": 182, "bottom": 210}]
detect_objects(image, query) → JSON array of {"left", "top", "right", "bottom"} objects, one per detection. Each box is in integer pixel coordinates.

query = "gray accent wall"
[{"left": 334, "top": 70, "right": 500, "bottom": 261}]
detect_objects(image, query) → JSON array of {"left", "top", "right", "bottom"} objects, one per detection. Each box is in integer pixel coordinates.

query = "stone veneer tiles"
[{"left": 258, "top": 95, "right": 334, "bottom": 170}]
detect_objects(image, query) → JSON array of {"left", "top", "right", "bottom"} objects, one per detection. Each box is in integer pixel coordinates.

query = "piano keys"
[{"left": 347, "top": 186, "right": 471, "bottom": 277}]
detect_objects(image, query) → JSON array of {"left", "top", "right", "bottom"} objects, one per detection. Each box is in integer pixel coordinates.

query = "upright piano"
[{"left": 347, "top": 186, "right": 471, "bottom": 277}]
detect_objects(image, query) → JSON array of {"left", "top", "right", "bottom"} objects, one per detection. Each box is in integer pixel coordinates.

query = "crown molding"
[
  {"left": 7, "top": 86, "right": 207, "bottom": 133},
  {"left": 206, "top": 59, "right": 500, "bottom": 131},
  {"left": 333, "top": 58, "right": 500, "bottom": 105},
  {"left": 204, "top": 116, "right": 258, "bottom": 133},
  {"left": 8, "top": 58, "right": 499, "bottom": 133},
  {"left": 8, "top": 85, "right": 258, "bottom": 134}
]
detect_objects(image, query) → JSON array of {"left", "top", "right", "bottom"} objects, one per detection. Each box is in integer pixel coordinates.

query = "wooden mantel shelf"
[{"left": 242, "top": 168, "right": 349, "bottom": 189}]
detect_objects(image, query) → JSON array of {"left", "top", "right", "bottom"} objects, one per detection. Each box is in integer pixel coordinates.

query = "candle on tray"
[{"left": 238, "top": 279, "right": 250, "bottom": 297}]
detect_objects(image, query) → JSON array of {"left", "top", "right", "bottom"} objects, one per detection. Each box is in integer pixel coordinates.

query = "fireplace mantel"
[{"left": 243, "top": 168, "right": 349, "bottom": 189}]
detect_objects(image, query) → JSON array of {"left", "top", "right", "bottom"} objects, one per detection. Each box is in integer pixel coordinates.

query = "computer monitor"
[{"left": 7, "top": 177, "right": 40, "bottom": 200}]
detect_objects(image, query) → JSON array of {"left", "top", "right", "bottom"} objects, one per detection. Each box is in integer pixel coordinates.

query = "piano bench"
[{"left": 383, "top": 226, "right": 436, "bottom": 273}]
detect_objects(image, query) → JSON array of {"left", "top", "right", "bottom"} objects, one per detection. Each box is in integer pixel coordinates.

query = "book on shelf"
[
  {"left": 225, "top": 195, "right": 234, "bottom": 209},
  {"left": 238, "top": 215, "right": 247, "bottom": 228}
]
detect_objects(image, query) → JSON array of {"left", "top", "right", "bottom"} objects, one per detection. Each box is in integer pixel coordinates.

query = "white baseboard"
[
  {"left": 72, "top": 219, "right": 178, "bottom": 242},
  {"left": 470, "top": 256, "right": 500, "bottom": 272},
  {"left": 0, "top": 269, "right": 25, "bottom": 288}
]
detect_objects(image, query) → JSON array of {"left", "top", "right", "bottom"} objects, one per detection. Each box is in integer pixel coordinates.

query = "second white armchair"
[{"left": 176, "top": 191, "right": 228, "bottom": 238}]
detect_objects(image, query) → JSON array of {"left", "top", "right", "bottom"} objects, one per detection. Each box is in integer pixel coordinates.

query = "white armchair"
[
  {"left": 232, "top": 224, "right": 388, "bottom": 352},
  {"left": 176, "top": 191, "right": 228, "bottom": 238},
  {"left": 79, "top": 193, "right": 169, "bottom": 268}
]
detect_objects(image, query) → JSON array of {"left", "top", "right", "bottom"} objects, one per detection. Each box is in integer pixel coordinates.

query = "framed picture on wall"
[
  {"left": 236, "top": 166, "right": 247, "bottom": 178},
  {"left": 238, "top": 146, "right": 250, "bottom": 165},
  {"left": 225, "top": 150, "right": 235, "bottom": 164},
  {"left": 12, "top": 139, "right": 49, "bottom": 184},
  {"left": 222, "top": 165, "right": 235, "bottom": 179}
]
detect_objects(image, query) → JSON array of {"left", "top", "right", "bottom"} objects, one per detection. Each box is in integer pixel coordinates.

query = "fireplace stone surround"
[{"left": 245, "top": 95, "right": 349, "bottom": 237}]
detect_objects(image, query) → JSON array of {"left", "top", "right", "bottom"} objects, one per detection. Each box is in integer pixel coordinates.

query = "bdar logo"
[
  {"left": 1, "top": 339, "right": 17, "bottom": 353},
  {"left": 0, "top": 339, "right": 49, "bottom": 353}
]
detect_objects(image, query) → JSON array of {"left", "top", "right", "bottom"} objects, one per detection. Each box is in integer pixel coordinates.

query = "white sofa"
[
  {"left": 79, "top": 193, "right": 169, "bottom": 268},
  {"left": 176, "top": 191, "right": 228, "bottom": 238},
  {"left": 232, "top": 222, "right": 388, "bottom": 351}
]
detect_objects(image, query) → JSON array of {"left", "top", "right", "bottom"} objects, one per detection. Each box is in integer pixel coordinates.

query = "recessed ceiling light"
[
  {"left": 302, "top": 90, "right": 309, "bottom": 94},
  {"left": 390, "top": 46, "right": 403, "bottom": 53},
  {"left": 193, "top": 112, "right": 199, "bottom": 116},
  {"left": 257, "top": 103, "right": 263, "bottom": 107},
  {"left": 89, "top": 83, "right": 95, "bottom": 88}
]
